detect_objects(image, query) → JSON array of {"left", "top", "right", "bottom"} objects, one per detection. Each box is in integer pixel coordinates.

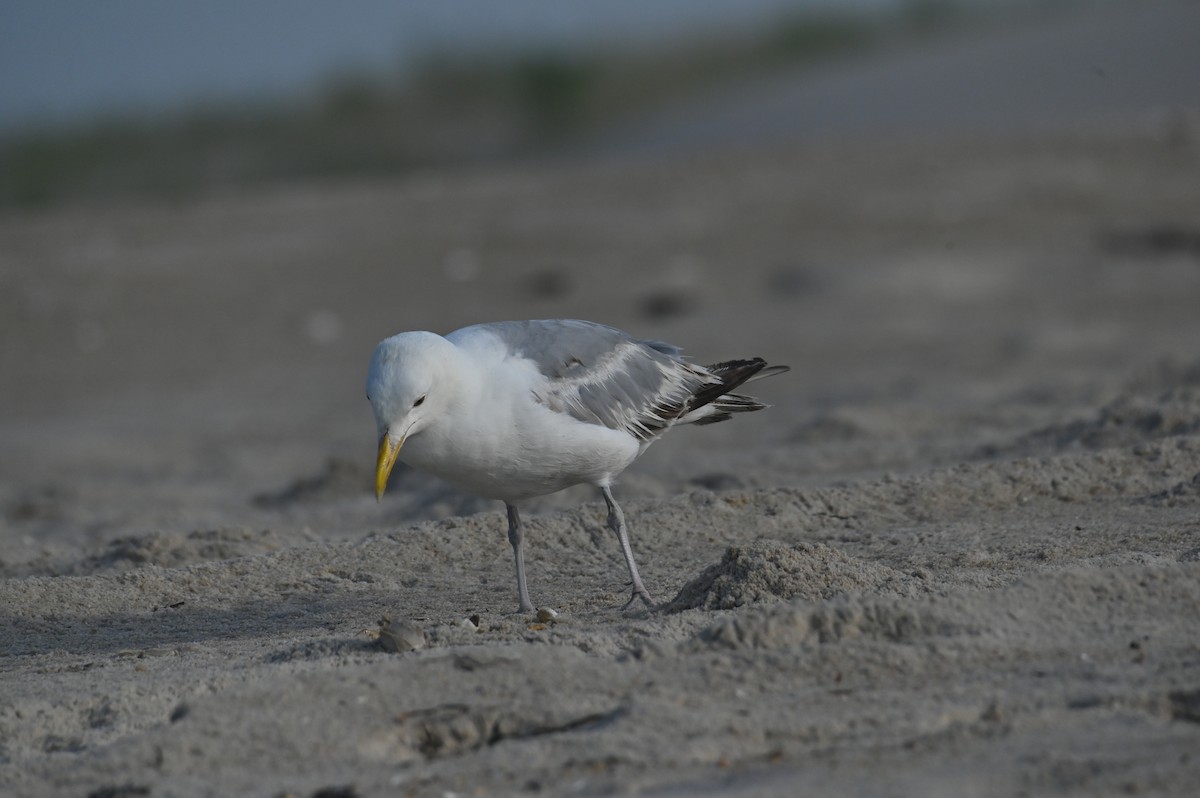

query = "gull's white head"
[{"left": 366, "top": 331, "right": 454, "bottom": 500}]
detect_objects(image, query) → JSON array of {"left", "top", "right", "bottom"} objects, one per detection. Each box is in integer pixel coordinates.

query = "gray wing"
[{"left": 470, "top": 319, "right": 720, "bottom": 440}]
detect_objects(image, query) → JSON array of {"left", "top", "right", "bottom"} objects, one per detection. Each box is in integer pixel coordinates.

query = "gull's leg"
[
  {"left": 506, "top": 503, "right": 535, "bottom": 613},
  {"left": 600, "top": 486, "right": 655, "bottom": 609}
]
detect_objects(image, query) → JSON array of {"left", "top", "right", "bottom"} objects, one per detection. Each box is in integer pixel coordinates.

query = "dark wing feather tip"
[
  {"left": 681, "top": 357, "right": 788, "bottom": 426},
  {"left": 503, "top": 319, "right": 789, "bottom": 440}
]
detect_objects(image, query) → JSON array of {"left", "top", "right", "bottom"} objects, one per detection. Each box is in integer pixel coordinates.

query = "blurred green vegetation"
[{"left": 0, "top": 4, "right": 980, "bottom": 211}]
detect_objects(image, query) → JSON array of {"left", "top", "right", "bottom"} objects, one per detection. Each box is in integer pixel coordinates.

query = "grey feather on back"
[
  {"left": 481, "top": 319, "right": 718, "bottom": 440},
  {"left": 484, "top": 320, "right": 655, "bottom": 375}
]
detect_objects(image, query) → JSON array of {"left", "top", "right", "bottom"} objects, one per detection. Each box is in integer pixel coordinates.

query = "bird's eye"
[{"left": 413, "top": 395, "right": 426, "bottom": 407}]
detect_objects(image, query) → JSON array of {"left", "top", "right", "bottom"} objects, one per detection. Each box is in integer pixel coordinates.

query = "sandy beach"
[{"left": 3, "top": 7, "right": 1200, "bottom": 794}]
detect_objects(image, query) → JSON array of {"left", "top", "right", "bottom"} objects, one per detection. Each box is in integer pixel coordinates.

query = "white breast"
[{"left": 398, "top": 362, "right": 641, "bottom": 502}]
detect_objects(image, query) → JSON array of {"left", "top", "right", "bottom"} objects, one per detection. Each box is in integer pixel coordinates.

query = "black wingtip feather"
[
  {"left": 681, "top": 357, "right": 788, "bottom": 421},
  {"left": 751, "top": 364, "right": 790, "bottom": 381},
  {"left": 686, "top": 359, "right": 765, "bottom": 412},
  {"left": 692, "top": 411, "right": 733, "bottom": 426}
]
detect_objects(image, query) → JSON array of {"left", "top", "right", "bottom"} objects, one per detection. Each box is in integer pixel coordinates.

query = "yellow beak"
[{"left": 375, "top": 433, "right": 404, "bottom": 501}]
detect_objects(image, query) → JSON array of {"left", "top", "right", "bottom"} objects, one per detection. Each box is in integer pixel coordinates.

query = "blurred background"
[
  {"left": 2, "top": 0, "right": 1199, "bottom": 572},
  {"left": 5, "top": 0, "right": 1196, "bottom": 207}
]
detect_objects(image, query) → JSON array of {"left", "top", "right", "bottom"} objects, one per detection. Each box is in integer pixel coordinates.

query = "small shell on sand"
[{"left": 375, "top": 617, "right": 426, "bottom": 653}]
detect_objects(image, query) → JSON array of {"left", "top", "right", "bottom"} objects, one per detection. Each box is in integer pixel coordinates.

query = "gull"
[{"left": 367, "top": 319, "right": 788, "bottom": 613}]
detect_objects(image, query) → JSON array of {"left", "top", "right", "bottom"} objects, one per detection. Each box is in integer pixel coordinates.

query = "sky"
[{"left": 0, "top": 0, "right": 908, "bottom": 133}]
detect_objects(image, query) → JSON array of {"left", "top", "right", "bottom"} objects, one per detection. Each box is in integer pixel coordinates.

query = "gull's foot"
[{"left": 622, "top": 587, "right": 656, "bottom": 611}]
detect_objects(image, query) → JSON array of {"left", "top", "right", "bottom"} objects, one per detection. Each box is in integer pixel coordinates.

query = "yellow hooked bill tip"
[{"left": 375, "top": 433, "right": 404, "bottom": 501}]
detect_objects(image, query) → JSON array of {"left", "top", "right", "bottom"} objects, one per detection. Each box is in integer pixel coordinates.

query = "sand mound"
[
  {"left": 695, "top": 594, "right": 954, "bottom": 650},
  {"left": 664, "top": 539, "right": 921, "bottom": 612},
  {"left": 1013, "top": 386, "right": 1200, "bottom": 454},
  {"left": 253, "top": 458, "right": 369, "bottom": 506},
  {"left": 252, "top": 457, "right": 496, "bottom": 521},
  {"left": 71, "top": 527, "right": 294, "bottom": 575}
]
